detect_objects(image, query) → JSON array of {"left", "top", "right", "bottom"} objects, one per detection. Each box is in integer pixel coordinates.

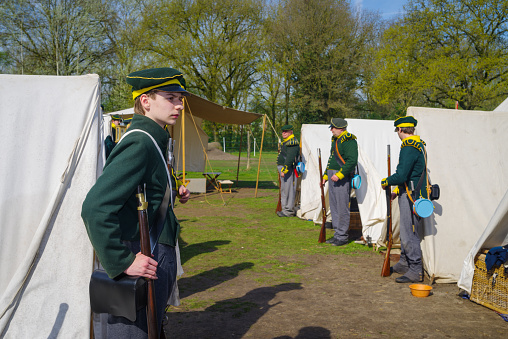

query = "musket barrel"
[{"left": 137, "top": 185, "right": 159, "bottom": 339}]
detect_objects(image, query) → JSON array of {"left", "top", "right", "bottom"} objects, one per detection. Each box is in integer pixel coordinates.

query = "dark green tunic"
[
  {"left": 325, "top": 131, "right": 358, "bottom": 177},
  {"left": 276, "top": 135, "right": 300, "bottom": 170},
  {"left": 81, "top": 114, "right": 179, "bottom": 278},
  {"left": 386, "top": 136, "right": 428, "bottom": 199}
]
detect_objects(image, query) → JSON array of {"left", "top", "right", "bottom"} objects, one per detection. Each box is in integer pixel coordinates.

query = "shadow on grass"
[
  {"left": 179, "top": 240, "right": 231, "bottom": 265},
  {"left": 273, "top": 326, "right": 332, "bottom": 339},
  {"left": 178, "top": 262, "right": 255, "bottom": 298},
  {"left": 167, "top": 283, "right": 304, "bottom": 338}
]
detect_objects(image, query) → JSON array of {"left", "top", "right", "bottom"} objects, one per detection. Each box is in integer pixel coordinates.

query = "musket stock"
[
  {"left": 137, "top": 185, "right": 159, "bottom": 339},
  {"left": 381, "top": 145, "right": 393, "bottom": 277},
  {"left": 318, "top": 149, "right": 327, "bottom": 243}
]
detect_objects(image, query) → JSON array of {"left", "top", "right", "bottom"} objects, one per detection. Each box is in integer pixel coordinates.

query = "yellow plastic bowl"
[{"left": 409, "top": 284, "right": 432, "bottom": 298}]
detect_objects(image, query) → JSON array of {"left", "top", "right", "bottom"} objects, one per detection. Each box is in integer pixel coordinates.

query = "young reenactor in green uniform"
[
  {"left": 276, "top": 125, "right": 300, "bottom": 217},
  {"left": 322, "top": 118, "right": 358, "bottom": 246},
  {"left": 381, "top": 116, "right": 428, "bottom": 283},
  {"left": 82, "top": 67, "right": 191, "bottom": 337}
]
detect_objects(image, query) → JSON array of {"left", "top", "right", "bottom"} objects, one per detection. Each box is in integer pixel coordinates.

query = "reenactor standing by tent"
[
  {"left": 322, "top": 118, "right": 358, "bottom": 246},
  {"left": 82, "top": 67, "right": 191, "bottom": 337},
  {"left": 381, "top": 116, "right": 427, "bottom": 283},
  {"left": 276, "top": 124, "right": 300, "bottom": 217}
]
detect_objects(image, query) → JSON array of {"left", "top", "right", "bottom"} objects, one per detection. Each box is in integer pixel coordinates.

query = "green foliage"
[
  {"left": 100, "top": 0, "right": 155, "bottom": 112},
  {"left": 0, "top": 0, "right": 117, "bottom": 75},
  {"left": 267, "top": 0, "right": 381, "bottom": 123},
  {"left": 142, "top": 0, "right": 265, "bottom": 140},
  {"left": 4, "top": 0, "right": 508, "bottom": 126},
  {"left": 371, "top": 0, "right": 508, "bottom": 110}
]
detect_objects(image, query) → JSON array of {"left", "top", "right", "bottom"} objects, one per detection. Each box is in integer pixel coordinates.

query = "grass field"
[
  {"left": 180, "top": 151, "right": 279, "bottom": 188},
  {"left": 172, "top": 151, "right": 372, "bottom": 312}
]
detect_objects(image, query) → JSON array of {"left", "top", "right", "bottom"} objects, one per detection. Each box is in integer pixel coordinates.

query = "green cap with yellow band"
[
  {"left": 329, "top": 117, "right": 348, "bottom": 129},
  {"left": 126, "top": 67, "right": 189, "bottom": 100},
  {"left": 394, "top": 116, "right": 418, "bottom": 128}
]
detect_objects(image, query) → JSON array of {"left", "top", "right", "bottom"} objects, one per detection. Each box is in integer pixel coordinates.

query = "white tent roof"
[
  {"left": 0, "top": 74, "right": 100, "bottom": 337},
  {"left": 409, "top": 107, "right": 508, "bottom": 283},
  {"left": 299, "top": 120, "right": 401, "bottom": 245},
  {"left": 494, "top": 97, "right": 508, "bottom": 111}
]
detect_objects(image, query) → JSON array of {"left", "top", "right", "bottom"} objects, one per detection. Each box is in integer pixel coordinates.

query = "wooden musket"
[
  {"left": 137, "top": 185, "right": 159, "bottom": 339},
  {"left": 381, "top": 145, "right": 393, "bottom": 277},
  {"left": 318, "top": 148, "right": 327, "bottom": 243}
]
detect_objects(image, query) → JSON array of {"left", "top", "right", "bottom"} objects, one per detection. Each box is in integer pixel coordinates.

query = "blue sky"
[{"left": 353, "top": 0, "right": 407, "bottom": 19}]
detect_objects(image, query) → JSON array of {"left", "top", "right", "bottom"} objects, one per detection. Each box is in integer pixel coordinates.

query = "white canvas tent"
[
  {"left": 408, "top": 107, "right": 508, "bottom": 283},
  {"left": 0, "top": 74, "right": 101, "bottom": 337},
  {"left": 458, "top": 189, "right": 508, "bottom": 293},
  {"left": 299, "top": 120, "right": 401, "bottom": 246},
  {"left": 494, "top": 97, "right": 508, "bottom": 111}
]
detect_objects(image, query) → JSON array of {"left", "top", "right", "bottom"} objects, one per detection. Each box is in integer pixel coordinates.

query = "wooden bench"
[{"left": 217, "top": 180, "right": 234, "bottom": 193}]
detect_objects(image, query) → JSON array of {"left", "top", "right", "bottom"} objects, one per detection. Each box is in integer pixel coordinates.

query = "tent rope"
[{"left": 183, "top": 98, "right": 233, "bottom": 206}]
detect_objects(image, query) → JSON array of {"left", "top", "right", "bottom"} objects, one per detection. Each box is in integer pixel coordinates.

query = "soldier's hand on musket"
[
  {"left": 381, "top": 178, "right": 389, "bottom": 190},
  {"left": 178, "top": 185, "right": 190, "bottom": 204},
  {"left": 391, "top": 187, "right": 399, "bottom": 201},
  {"left": 124, "top": 252, "right": 158, "bottom": 279}
]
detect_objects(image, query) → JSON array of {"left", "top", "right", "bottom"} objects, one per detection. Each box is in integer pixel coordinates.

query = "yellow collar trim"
[
  {"left": 401, "top": 135, "right": 425, "bottom": 152},
  {"left": 402, "top": 135, "right": 420, "bottom": 143},
  {"left": 132, "top": 79, "right": 183, "bottom": 100},
  {"left": 282, "top": 134, "right": 294, "bottom": 143}
]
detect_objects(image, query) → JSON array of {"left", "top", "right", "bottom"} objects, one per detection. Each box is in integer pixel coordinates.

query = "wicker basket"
[
  {"left": 349, "top": 211, "right": 362, "bottom": 230},
  {"left": 470, "top": 251, "right": 508, "bottom": 314}
]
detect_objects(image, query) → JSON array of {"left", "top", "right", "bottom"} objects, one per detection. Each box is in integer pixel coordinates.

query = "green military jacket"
[
  {"left": 276, "top": 134, "right": 300, "bottom": 169},
  {"left": 81, "top": 114, "right": 180, "bottom": 278},
  {"left": 325, "top": 131, "right": 358, "bottom": 177},
  {"left": 386, "top": 135, "right": 428, "bottom": 199}
]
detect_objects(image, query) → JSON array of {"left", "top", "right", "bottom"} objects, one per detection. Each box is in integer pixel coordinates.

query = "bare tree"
[{"left": 0, "top": 0, "right": 116, "bottom": 75}]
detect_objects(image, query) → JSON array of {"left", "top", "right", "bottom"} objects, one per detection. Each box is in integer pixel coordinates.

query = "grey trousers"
[
  {"left": 94, "top": 242, "right": 176, "bottom": 339},
  {"left": 327, "top": 169, "right": 350, "bottom": 242},
  {"left": 395, "top": 192, "right": 423, "bottom": 280},
  {"left": 278, "top": 165, "right": 297, "bottom": 216}
]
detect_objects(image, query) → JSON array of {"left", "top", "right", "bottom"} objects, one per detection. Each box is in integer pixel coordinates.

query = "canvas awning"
[{"left": 186, "top": 94, "right": 262, "bottom": 125}]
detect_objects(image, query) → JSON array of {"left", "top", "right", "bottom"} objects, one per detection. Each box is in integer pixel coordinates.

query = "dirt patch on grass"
[{"left": 167, "top": 188, "right": 507, "bottom": 338}]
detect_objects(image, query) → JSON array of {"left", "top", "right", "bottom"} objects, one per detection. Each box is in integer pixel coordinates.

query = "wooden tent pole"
[
  {"left": 255, "top": 115, "right": 266, "bottom": 197},
  {"left": 236, "top": 125, "right": 244, "bottom": 185}
]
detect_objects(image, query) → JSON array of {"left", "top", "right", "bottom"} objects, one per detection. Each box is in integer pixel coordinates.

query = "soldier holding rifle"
[
  {"left": 322, "top": 118, "right": 358, "bottom": 246},
  {"left": 82, "top": 67, "right": 191, "bottom": 337},
  {"left": 381, "top": 116, "right": 427, "bottom": 283}
]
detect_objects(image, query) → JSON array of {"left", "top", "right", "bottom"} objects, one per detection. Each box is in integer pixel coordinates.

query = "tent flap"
[{"left": 0, "top": 74, "right": 100, "bottom": 338}]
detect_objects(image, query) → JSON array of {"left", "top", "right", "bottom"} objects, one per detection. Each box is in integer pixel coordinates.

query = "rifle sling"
[
  {"left": 149, "top": 183, "right": 170, "bottom": 254},
  {"left": 333, "top": 139, "right": 356, "bottom": 178},
  {"left": 118, "top": 129, "right": 174, "bottom": 254},
  {"left": 334, "top": 139, "right": 346, "bottom": 165}
]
